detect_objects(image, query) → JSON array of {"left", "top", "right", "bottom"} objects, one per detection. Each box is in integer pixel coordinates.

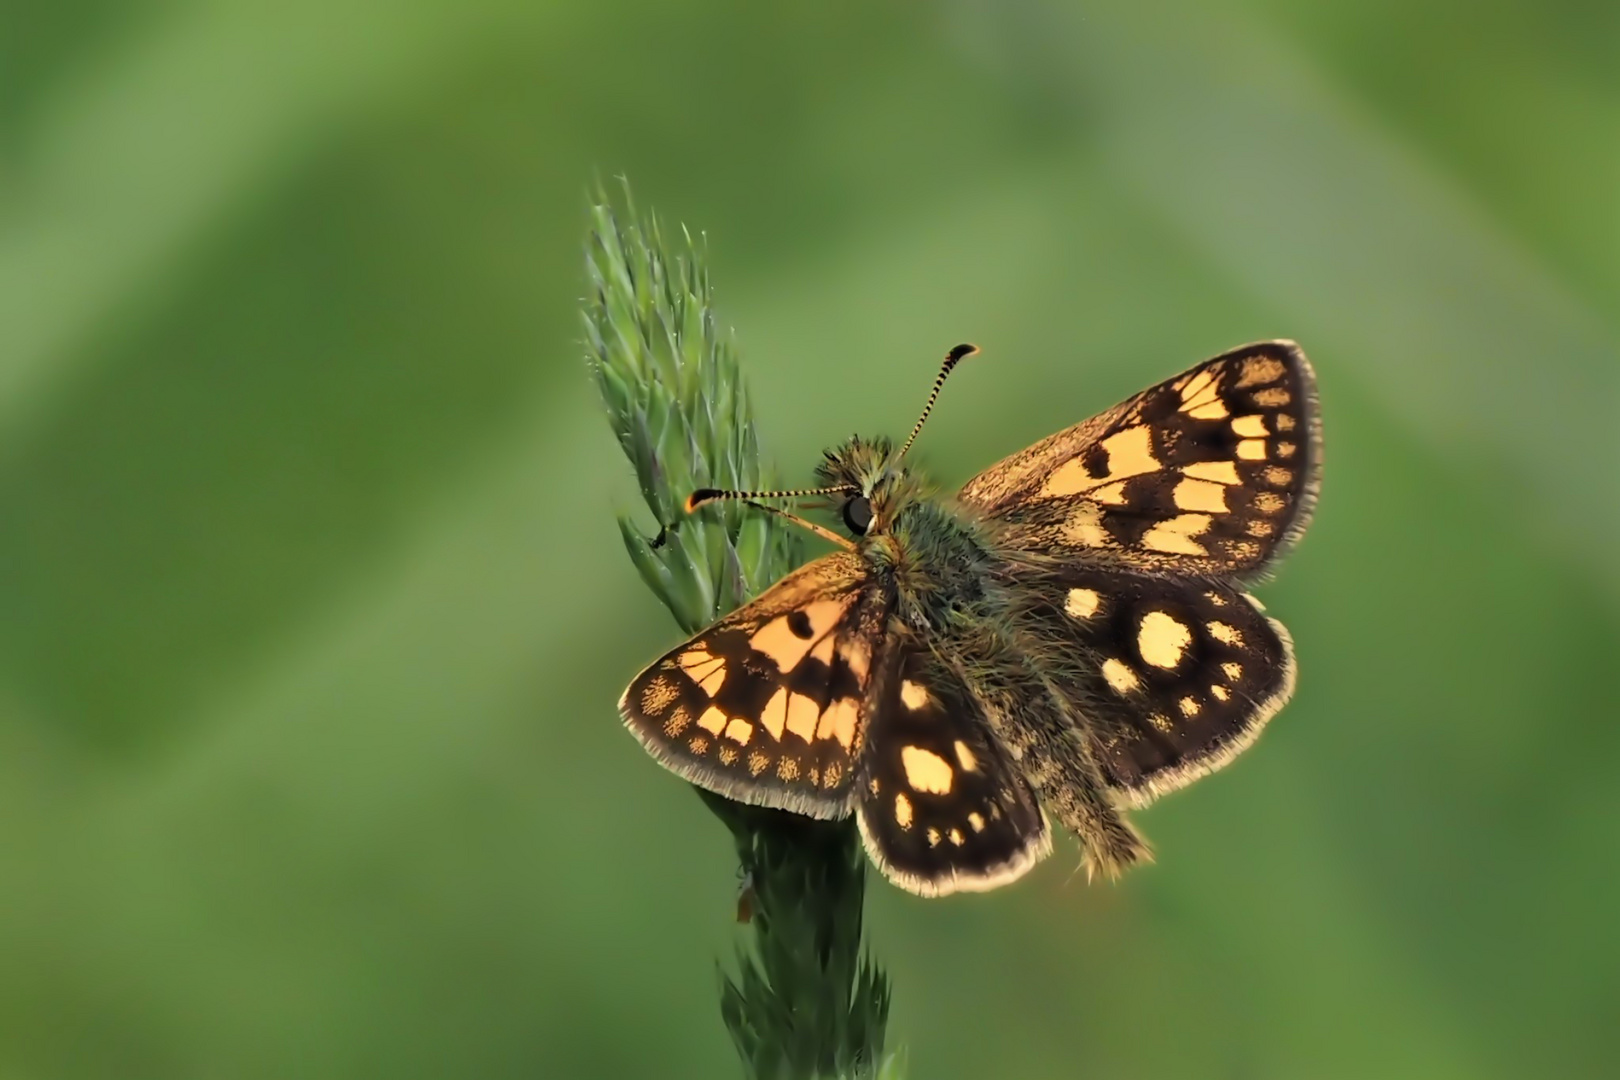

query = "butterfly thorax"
[
  {"left": 867, "top": 493, "right": 1004, "bottom": 636},
  {"left": 817, "top": 434, "right": 1007, "bottom": 634}
]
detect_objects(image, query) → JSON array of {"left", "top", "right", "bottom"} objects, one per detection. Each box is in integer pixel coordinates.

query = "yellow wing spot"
[
  {"left": 990, "top": 803, "right": 1003, "bottom": 821},
  {"left": 1276, "top": 441, "right": 1297, "bottom": 459},
  {"left": 1137, "top": 611, "right": 1193, "bottom": 668},
  {"left": 1100, "top": 425, "right": 1160, "bottom": 479},
  {"left": 1142, "top": 513, "right": 1213, "bottom": 555},
  {"left": 894, "top": 792, "right": 914, "bottom": 829},
  {"left": 1044, "top": 462, "right": 1091, "bottom": 498},
  {"left": 1186, "top": 400, "right": 1229, "bottom": 420},
  {"left": 1062, "top": 503, "right": 1111, "bottom": 548},
  {"left": 1065, "top": 587, "right": 1101, "bottom": 619},
  {"left": 926, "top": 827, "right": 942, "bottom": 848},
  {"left": 801, "top": 598, "right": 851, "bottom": 633},
  {"left": 948, "top": 828, "right": 965, "bottom": 846},
  {"left": 822, "top": 761, "right": 843, "bottom": 789},
  {"left": 1235, "top": 356, "right": 1286, "bottom": 388},
  {"left": 1173, "top": 477, "right": 1229, "bottom": 513},
  {"left": 1231, "top": 414, "right": 1268, "bottom": 438},
  {"left": 954, "top": 740, "right": 979, "bottom": 772},
  {"left": 1230, "top": 539, "right": 1261, "bottom": 562},
  {"left": 748, "top": 618, "right": 817, "bottom": 673},
  {"left": 1211, "top": 685, "right": 1231, "bottom": 702},
  {"left": 816, "top": 697, "right": 860, "bottom": 750},
  {"left": 748, "top": 752, "right": 770, "bottom": 775},
  {"left": 1178, "top": 696, "right": 1200, "bottom": 717},
  {"left": 1102, "top": 658, "right": 1141, "bottom": 694},
  {"left": 749, "top": 598, "right": 849, "bottom": 671},
  {"left": 723, "top": 718, "right": 754, "bottom": 745},
  {"left": 809, "top": 766, "right": 821, "bottom": 786},
  {"left": 1237, "top": 438, "right": 1269, "bottom": 461},
  {"left": 1253, "top": 386, "right": 1292, "bottom": 407},
  {"left": 784, "top": 691, "right": 821, "bottom": 743},
  {"left": 677, "top": 648, "right": 717, "bottom": 672},
  {"left": 690, "top": 734, "right": 711, "bottom": 755},
  {"left": 1263, "top": 466, "right": 1294, "bottom": 487},
  {"left": 777, "top": 756, "right": 801, "bottom": 781},
  {"left": 1273, "top": 412, "right": 1297, "bottom": 431},
  {"left": 1178, "top": 368, "right": 1218, "bottom": 405},
  {"left": 1092, "top": 480, "right": 1130, "bottom": 505},
  {"left": 1183, "top": 460, "right": 1240, "bottom": 484},
  {"left": 1205, "top": 591, "right": 1228, "bottom": 607},
  {"left": 1044, "top": 425, "right": 1159, "bottom": 496},
  {"left": 760, "top": 688, "right": 788, "bottom": 741},
  {"left": 697, "top": 705, "right": 728, "bottom": 736},
  {"left": 900, "top": 746, "right": 955, "bottom": 794},
  {"left": 1149, "top": 714, "right": 1174, "bottom": 733},
  {"left": 663, "top": 704, "right": 693, "bottom": 737},
  {"left": 869, "top": 777, "right": 881, "bottom": 796},
  {"left": 968, "top": 812, "right": 986, "bottom": 832},
  {"left": 640, "top": 676, "right": 679, "bottom": 716},
  {"left": 1253, "top": 491, "right": 1286, "bottom": 514},
  {"left": 839, "top": 638, "right": 872, "bottom": 682},
  {"left": 1222, "top": 661, "right": 1243, "bottom": 681},
  {"left": 900, "top": 680, "right": 933, "bottom": 711},
  {"left": 1209, "top": 622, "right": 1242, "bottom": 646},
  {"left": 1246, "top": 518, "right": 1275, "bottom": 538},
  {"left": 719, "top": 745, "right": 738, "bottom": 765},
  {"left": 678, "top": 650, "right": 728, "bottom": 696}
]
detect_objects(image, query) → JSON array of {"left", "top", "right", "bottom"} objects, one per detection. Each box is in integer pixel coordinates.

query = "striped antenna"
[
  {"left": 685, "top": 484, "right": 856, "bottom": 513},
  {"left": 896, "top": 343, "right": 979, "bottom": 461}
]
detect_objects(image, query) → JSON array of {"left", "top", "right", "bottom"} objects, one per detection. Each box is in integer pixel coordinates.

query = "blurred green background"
[{"left": 3, "top": 1, "right": 1617, "bottom": 1077}]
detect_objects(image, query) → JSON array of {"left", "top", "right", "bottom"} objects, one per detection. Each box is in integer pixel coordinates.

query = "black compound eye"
[{"left": 842, "top": 496, "right": 873, "bottom": 536}]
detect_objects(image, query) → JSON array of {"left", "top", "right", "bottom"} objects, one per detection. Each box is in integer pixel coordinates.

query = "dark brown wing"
[
  {"left": 854, "top": 647, "right": 1050, "bottom": 896},
  {"left": 1009, "top": 564, "right": 1296, "bottom": 808},
  {"left": 960, "top": 341, "right": 1320, "bottom": 579},
  {"left": 618, "top": 552, "right": 892, "bottom": 818}
]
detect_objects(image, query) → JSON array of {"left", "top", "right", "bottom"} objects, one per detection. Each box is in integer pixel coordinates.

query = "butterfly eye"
[{"left": 842, "top": 496, "right": 874, "bottom": 536}]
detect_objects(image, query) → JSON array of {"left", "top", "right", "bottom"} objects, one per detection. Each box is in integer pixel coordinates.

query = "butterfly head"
[
  {"left": 815, "top": 434, "right": 903, "bottom": 537},
  {"left": 682, "top": 344, "right": 979, "bottom": 546}
]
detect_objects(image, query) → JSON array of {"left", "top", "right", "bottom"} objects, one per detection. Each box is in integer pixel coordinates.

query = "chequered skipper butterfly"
[{"left": 620, "top": 341, "right": 1320, "bottom": 895}]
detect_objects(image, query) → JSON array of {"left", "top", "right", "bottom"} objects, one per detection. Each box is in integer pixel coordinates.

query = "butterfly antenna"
[
  {"left": 684, "top": 484, "right": 855, "bottom": 513},
  {"left": 897, "top": 343, "right": 979, "bottom": 461}
]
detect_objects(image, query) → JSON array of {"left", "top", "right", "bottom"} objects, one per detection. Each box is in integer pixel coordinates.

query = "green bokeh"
[{"left": 2, "top": 1, "right": 1617, "bottom": 1077}]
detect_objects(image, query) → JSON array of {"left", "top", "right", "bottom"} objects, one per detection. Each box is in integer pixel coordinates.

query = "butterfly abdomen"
[{"left": 933, "top": 613, "right": 1152, "bottom": 879}]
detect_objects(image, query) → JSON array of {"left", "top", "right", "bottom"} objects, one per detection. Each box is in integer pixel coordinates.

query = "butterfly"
[{"left": 619, "top": 341, "right": 1320, "bottom": 896}]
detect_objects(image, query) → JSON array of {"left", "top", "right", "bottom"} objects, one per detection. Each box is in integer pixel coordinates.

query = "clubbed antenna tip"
[{"left": 897, "top": 343, "right": 980, "bottom": 461}]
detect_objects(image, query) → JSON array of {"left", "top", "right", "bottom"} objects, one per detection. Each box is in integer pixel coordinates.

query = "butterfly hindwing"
[
  {"left": 855, "top": 648, "right": 1050, "bottom": 896},
  {"left": 618, "top": 552, "right": 891, "bottom": 818},
  {"left": 960, "top": 340, "right": 1319, "bottom": 578},
  {"left": 1015, "top": 566, "right": 1296, "bottom": 808}
]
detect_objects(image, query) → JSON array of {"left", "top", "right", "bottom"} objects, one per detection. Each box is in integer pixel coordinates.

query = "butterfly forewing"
[
  {"left": 1013, "top": 566, "right": 1296, "bottom": 808},
  {"left": 960, "top": 341, "right": 1319, "bottom": 578},
  {"left": 618, "top": 552, "right": 891, "bottom": 818},
  {"left": 855, "top": 649, "right": 1050, "bottom": 896}
]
